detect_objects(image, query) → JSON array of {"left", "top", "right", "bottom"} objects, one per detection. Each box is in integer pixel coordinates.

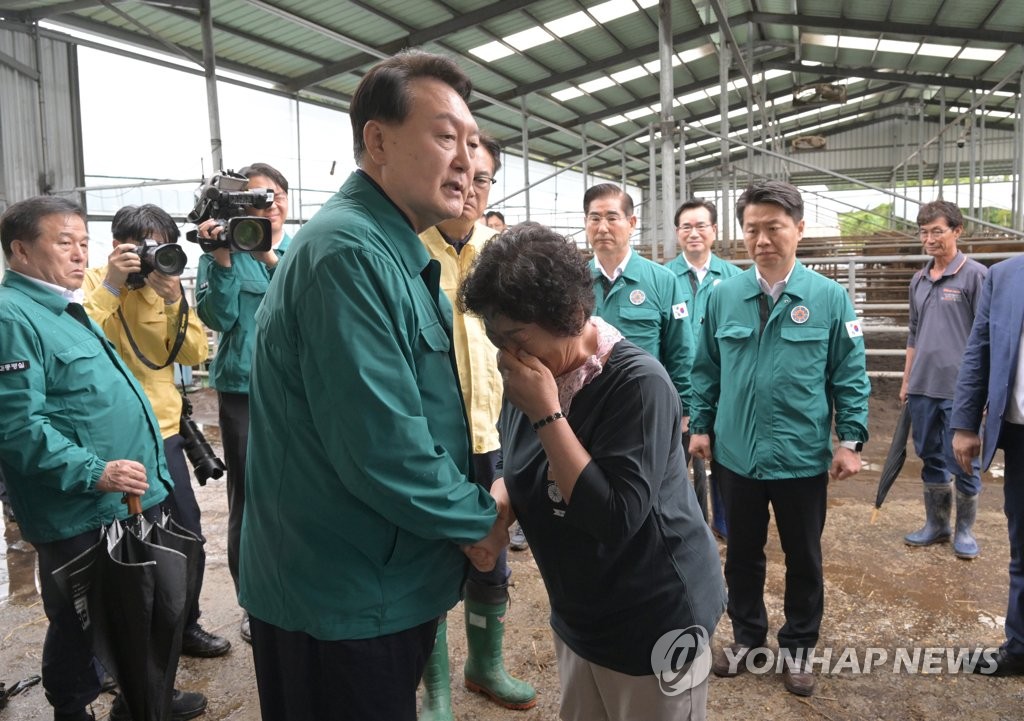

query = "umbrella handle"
[{"left": 124, "top": 494, "right": 143, "bottom": 516}]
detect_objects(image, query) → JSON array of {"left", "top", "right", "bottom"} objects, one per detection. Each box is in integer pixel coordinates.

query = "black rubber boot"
[
  {"left": 904, "top": 482, "right": 953, "bottom": 546},
  {"left": 953, "top": 490, "right": 979, "bottom": 559}
]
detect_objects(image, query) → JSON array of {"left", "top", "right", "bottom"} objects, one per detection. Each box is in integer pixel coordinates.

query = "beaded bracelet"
[{"left": 531, "top": 411, "right": 565, "bottom": 431}]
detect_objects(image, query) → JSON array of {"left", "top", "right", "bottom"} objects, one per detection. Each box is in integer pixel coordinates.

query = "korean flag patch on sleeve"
[
  {"left": 845, "top": 319, "right": 864, "bottom": 338},
  {"left": 672, "top": 302, "right": 689, "bottom": 320}
]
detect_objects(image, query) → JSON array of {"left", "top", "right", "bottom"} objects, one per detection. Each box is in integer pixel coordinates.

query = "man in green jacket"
[
  {"left": 665, "top": 197, "right": 742, "bottom": 537},
  {"left": 239, "top": 51, "right": 506, "bottom": 721},
  {"left": 689, "top": 180, "right": 869, "bottom": 698},
  {"left": 585, "top": 183, "right": 693, "bottom": 424},
  {"left": 0, "top": 196, "right": 206, "bottom": 721}
]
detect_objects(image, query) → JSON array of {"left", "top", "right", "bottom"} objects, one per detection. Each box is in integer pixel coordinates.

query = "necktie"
[
  {"left": 758, "top": 294, "right": 772, "bottom": 337},
  {"left": 65, "top": 301, "right": 95, "bottom": 331}
]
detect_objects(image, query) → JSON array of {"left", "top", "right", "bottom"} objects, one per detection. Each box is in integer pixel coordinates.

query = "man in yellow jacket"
[
  {"left": 418, "top": 134, "right": 536, "bottom": 719},
  {"left": 84, "top": 203, "right": 230, "bottom": 660}
]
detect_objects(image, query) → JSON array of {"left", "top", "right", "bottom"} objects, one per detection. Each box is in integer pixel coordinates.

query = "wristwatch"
[{"left": 839, "top": 440, "right": 863, "bottom": 452}]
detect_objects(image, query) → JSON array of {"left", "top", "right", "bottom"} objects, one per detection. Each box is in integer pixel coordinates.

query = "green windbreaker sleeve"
[{"left": 195, "top": 253, "right": 242, "bottom": 333}]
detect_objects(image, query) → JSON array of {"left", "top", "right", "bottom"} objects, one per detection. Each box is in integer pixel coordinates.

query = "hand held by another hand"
[{"left": 462, "top": 513, "right": 510, "bottom": 572}]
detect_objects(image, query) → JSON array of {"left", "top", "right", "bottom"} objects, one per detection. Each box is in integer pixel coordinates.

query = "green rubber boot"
[
  {"left": 463, "top": 582, "right": 537, "bottom": 710},
  {"left": 419, "top": 619, "right": 454, "bottom": 721}
]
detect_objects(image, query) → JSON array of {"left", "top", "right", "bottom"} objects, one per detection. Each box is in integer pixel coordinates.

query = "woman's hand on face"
[{"left": 498, "top": 349, "right": 559, "bottom": 421}]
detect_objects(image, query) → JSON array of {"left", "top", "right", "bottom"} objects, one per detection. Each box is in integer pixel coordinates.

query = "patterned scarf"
[{"left": 554, "top": 316, "right": 624, "bottom": 414}]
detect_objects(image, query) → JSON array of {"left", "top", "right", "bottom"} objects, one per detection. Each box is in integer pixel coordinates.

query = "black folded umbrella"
[
  {"left": 52, "top": 501, "right": 200, "bottom": 721},
  {"left": 871, "top": 402, "right": 912, "bottom": 523}
]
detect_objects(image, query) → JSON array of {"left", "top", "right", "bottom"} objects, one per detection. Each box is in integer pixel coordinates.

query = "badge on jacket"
[
  {"left": 672, "top": 302, "right": 689, "bottom": 319},
  {"left": 0, "top": 360, "right": 29, "bottom": 373},
  {"left": 629, "top": 289, "right": 646, "bottom": 305}
]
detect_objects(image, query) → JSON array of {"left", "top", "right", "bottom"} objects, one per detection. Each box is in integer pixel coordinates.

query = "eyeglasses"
[
  {"left": 472, "top": 176, "right": 496, "bottom": 190},
  {"left": 918, "top": 227, "right": 951, "bottom": 239},
  {"left": 678, "top": 223, "right": 712, "bottom": 233},
  {"left": 586, "top": 213, "right": 625, "bottom": 225}
]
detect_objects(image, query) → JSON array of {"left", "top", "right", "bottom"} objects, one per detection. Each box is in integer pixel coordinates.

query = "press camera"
[
  {"left": 125, "top": 238, "right": 188, "bottom": 290},
  {"left": 185, "top": 171, "right": 273, "bottom": 253}
]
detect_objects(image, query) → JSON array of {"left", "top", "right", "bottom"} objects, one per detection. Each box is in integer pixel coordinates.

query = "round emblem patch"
[
  {"left": 790, "top": 305, "right": 810, "bottom": 324},
  {"left": 629, "top": 289, "right": 646, "bottom": 305},
  {"left": 712, "top": 278, "right": 721, "bottom": 287}
]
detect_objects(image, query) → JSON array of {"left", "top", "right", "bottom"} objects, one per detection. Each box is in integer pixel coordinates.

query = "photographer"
[
  {"left": 194, "top": 162, "right": 291, "bottom": 643},
  {"left": 83, "top": 203, "right": 230, "bottom": 659}
]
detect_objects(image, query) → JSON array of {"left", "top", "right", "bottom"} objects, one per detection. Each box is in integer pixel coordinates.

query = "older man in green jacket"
[
  {"left": 585, "top": 183, "right": 693, "bottom": 423},
  {"left": 239, "top": 51, "right": 506, "bottom": 721},
  {"left": 0, "top": 195, "right": 206, "bottom": 721}
]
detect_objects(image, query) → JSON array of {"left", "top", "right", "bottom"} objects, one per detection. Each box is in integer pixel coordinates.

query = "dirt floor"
[{"left": 2, "top": 377, "right": 1023, "bottom": 720}]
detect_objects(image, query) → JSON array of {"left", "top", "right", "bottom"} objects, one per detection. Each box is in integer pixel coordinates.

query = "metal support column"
[
  {"left": 968, "top": 92, "right": 977, "bottom": 219},
  {"left": 979, "top": 97, "right": 986, "bottom": 216},
  {"left": 918, "top": 103, "right": 924, "bottom": 204},
  {"left": 581, "top": 122, "right": 588, "bottom": 190},
  {"left": 295, "top": 98, "right": 304, "bottom": 223},
  {"left": 648, "top": 125, "right": 658, "bottom": 259},
  {"left": 659, "top": 0, "right": 676, "bottom": 261},
  {"left": 521, "top": 95, "right": 530, "bottom": 220},
  {"left": 719, "top": 43, "right": 731, "bottom": 247},
  {"left": 678, "top": 121, "right": 687, "bottom": 203},
  {"left": 937, "top": 96, "right": 945, "bottom": 199},
  {"left": 200, "top": 0, "right": 223, "bottom": 172}
]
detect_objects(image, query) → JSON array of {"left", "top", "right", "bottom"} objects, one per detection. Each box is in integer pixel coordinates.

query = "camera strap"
[{"left": 117, "top": 291, "right": 191, "bottom": 371}]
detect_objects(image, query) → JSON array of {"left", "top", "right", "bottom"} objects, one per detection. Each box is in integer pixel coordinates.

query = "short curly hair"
[{"left": 458, "top": 222, "right": 594, "bottom": 338}]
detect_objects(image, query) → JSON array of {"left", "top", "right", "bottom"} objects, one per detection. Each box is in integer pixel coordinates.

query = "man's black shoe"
[
  {"left": 181, "top": 625, "right": 231, "bottom": 658},
  {"left": 109, "top": 689, "right": 207, "bottom": 721},
  {"left": 975, "top": 647, "right": 1024, "bottom": 676}
]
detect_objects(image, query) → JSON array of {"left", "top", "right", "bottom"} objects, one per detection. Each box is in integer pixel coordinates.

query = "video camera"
[
  {"left": 185, "top": 171, "right": 274, "bottom": 253},
  {"left": 125, "top": 239, "right": 188, "bottom": 290}
]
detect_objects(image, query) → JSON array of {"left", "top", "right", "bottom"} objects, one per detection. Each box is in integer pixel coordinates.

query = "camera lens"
[
  {"left": 180, "top": 416, "right": 226, "bottom": 485},
  {"left": 152, "top": 243, "right": 188, "bottom": 276},
  {"left": 231, "top": 218, "right": 266, "bottom": 251}
]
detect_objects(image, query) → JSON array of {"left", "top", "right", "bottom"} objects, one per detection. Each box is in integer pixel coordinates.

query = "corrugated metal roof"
[{"left": 0, "top": 0, "right": 1020, "bottom": 190}]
